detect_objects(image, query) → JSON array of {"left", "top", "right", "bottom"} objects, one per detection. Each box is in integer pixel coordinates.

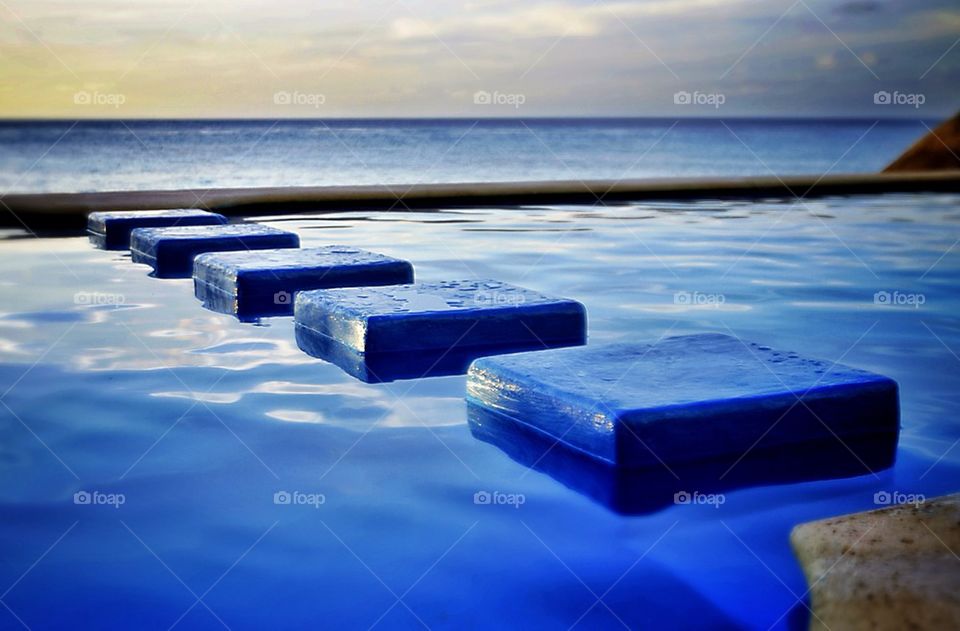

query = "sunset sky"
[{"left": 0, "top": 0, "right": 957, "bottom": 118}]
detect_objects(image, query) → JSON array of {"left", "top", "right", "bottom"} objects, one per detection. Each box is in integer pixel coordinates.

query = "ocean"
[{"left": 0, "top": 118, "right": 933, "bottom": 193}]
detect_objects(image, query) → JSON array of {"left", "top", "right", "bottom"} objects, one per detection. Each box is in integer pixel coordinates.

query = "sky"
[{"left": 0, "top": 0, "right": 958, "bottom": 118}]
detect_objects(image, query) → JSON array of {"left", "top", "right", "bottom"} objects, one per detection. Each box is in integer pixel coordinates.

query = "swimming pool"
[{"left": 1, "top": 194, "right": 958, "bottom": 629}]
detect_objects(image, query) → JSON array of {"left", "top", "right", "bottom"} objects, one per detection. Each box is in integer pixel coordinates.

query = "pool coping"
[{"left": 4, "top": 170, "right": 960, "bottom": 231}]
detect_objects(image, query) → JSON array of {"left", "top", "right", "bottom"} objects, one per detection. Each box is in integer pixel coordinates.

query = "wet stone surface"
[
  {"left": 130, "top": 223, "right": 300, "bottom": 278},
  {"left": 87, "top": 209, "right": 227, "bottom": 250},
  {"left": 466, "top": 334, "right": 900, "bottom": 467},
  {"left": 193, "top": 246, "right": 414, "bottom": 320}
]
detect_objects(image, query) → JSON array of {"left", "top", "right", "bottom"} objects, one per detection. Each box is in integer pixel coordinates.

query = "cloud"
[
  {"left": 388, "top": 0, "right": 743, "bottom": 41},
  {"left": 816, "top": 53, "right": 838, "bottom": 69},
  {"left": 0, "top": 0, "right": 957, "bottom": 117},
  {"left": 834, "top": 1, "right": 883, "bottom": 15},
  {"left": 388, "top": 6, "right": 602, "bottom": 40}
]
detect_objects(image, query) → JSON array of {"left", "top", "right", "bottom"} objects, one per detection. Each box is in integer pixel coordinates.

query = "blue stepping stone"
[
  {"left": 130, "top": 224, "right": 299, "bottom": 279},
  {"left": 466, "top": 333, "right": 899, "bottom": 468},
  {"left": 87, "top": 209, "right": 227, "bottom": 250},
  {"left": 193, "top": 246, "right": 414, "bottom": 321},
  {"left": 295, "top": 280, "right": 587, "bottom": 383}
]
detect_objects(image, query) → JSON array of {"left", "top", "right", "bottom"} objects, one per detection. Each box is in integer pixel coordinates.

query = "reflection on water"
[
  {"left": 468, "top": 403, "right": 899, "bottom": 515},
  {"left": 1, "top": 194, "right": 959, "bottom": 628}
]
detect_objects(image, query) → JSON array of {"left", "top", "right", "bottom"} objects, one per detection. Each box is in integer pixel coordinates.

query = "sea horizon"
[{"left": 0, "top": 118, "right": 937, "bottom": 194}]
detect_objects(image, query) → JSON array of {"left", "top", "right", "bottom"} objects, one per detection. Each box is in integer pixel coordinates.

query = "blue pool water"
[
  {"left": 0, "top": 118, "right": 932, "bottom": 193},
  {"left": 1, "top": 194, "right": 959, "bottom": 629}
]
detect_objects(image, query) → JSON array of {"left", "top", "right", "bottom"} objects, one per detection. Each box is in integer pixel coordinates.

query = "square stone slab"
[
  {"left": 466, "top": 333, "right": 899, "bottom": 468},
  {"left": 295, "top": 280, "right": 587, "bottom": 382},
  {"left": 87, "top": 209, "right": 227, "bottom": 250},
  {"left": 130, "top": 224, "right": 299, "bottom": 278},
  {"left": 193, "top": 246, "right": 414, "bottom": 320}
]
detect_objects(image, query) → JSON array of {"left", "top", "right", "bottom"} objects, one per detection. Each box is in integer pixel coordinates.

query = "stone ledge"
[{"left": 4, "top": 171, "right": 960, "bottom": 231}]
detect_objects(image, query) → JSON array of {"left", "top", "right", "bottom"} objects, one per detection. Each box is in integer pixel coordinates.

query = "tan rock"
[
  {"left": 884, "top": 112, "right": 960, "bottom": 172},
  {"left": 791, "top": 492, "right": 960, "bottom": 630}
]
